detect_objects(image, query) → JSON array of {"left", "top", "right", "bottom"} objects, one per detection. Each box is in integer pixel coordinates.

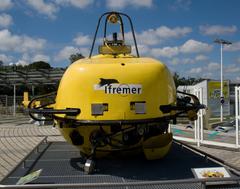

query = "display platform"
[{"left": 1, "top": 141, "right": 240, "bottom": 189}]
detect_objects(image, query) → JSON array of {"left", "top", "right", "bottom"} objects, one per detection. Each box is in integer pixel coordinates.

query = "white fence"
[
  {"left": 173, "top": 86, "right": 239, "bottom": 149},
  {"left": 173, "top": 88, "right": 203, "bottom": 145},
  {"left": 0, "top": 95, "right": 24, "bottom": 115},
  {"left": 235, "top": 86, "right": 240, "bottom": 148}
]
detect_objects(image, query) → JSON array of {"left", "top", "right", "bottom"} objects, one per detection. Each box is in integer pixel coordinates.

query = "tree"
[
  {"left": 27, "top": 61, "right": 51, "bottom": 69},
  {"left": 69, "top": 53, "right": 85, "bottom": 63},
  {"left": 173, "top": 72, "right": 204, "bottom": 87},
  {"left": 0, "top": 60, "right": 3, "bottom": 67}
]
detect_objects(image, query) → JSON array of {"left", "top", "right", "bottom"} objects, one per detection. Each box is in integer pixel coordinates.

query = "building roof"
[{"left": 0, "top": 69, "right": 65, "bottom": 86}]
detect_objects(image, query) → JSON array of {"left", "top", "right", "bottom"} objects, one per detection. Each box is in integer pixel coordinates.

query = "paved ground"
[
  {"left": 0, "top": 115, "right": 64, "bottom": 182},
  {"left": 0, "top": 115, "right": 239, "bottom": 183}
]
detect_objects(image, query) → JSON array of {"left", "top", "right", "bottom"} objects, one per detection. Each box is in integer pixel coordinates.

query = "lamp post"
[{"left": 214, "top": 38, "right": 232, "bottom": 122}]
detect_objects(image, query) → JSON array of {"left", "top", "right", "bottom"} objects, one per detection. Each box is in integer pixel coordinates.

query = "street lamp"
[{"left": 214, "top": 38, "right": 232, "bottom": 122}]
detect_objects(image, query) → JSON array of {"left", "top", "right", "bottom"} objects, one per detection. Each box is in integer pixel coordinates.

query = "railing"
[
  {"left": 173, "top": 88, "right": 203, "bottom": 145},
  {"left": 173, "top": 87, "right": 239, "bottom": 149},
  {"left": 0, "top": 177, "right": 240, "bottom": 189}
]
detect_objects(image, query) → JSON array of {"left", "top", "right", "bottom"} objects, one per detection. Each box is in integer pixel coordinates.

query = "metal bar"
[
  {"left": 89, "top": 12, "right": 108, "bottom": 58},
  {"left": 173, "top": 136, "right": 197, "bottom": 143},
  {"left": 238, "top": 87, "right": 240, "bottom": 148},
  {"left": 194, "top": 114, "right": 197, "bottom": 141},
  {"left": 200, "top": 88, "right": 204, "bottom": 142},
  {"left": 13, "top": 84, "right": 16, "bottom": 116},
  {"left": 0, "top": 177, "right": 239, "bottom": 189},
  {"left": 55, "top": 115, "right": 175, "bottom": 126},
  {"left": 194, "top": 88, "right": 201, "bottom": 147},
  {"left": 5, "top": 95, "right": 7, "bottom": 108},
  {"left": 29, "top": 108, "right": 80, "bottom": 115},
  {"left": 22, "top": 136, "right": 47, "bottom": 168},
  {"left": 31, "top": 85, "right": 35, "bottom": 97},
  {"left": 220, "top": 43, "right": 223, "bottom": 122},
  {"left": 236, "top": 87, "right": 240, "bottom": 148},
  {"left": 1, "top": 137, "right": 48, "bottom": 181},
  {"left": 121, "top": 12, "right": 140, "bottom": 57},
  {"left": 197, "top": 118, "right": 200, "bottom": 147}
]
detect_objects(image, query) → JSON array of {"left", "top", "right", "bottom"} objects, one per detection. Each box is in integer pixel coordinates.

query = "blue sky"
[{"left": 1, "top": 0, "right": 240, "bottom": 81}]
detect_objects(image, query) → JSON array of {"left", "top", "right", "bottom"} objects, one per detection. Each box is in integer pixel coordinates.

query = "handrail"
[
  {"left": 89, "top": 11, "right": 139, "bottom": 58},
  {"left": 0, "top": 177, "right": 239, "bottom": 188}
]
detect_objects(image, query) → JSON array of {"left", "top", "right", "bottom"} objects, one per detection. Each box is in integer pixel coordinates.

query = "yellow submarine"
[{"left": 27, "top": 12, "right": 203, "bottom": 173}]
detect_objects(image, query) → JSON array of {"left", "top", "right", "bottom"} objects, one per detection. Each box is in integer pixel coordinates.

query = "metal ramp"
[{"left": 1, "top": 141, "right": 240, "bottom": 189}]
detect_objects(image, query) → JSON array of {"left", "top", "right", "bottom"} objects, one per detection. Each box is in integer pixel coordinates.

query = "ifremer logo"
[
  {"left": 104, "top": 84, "right": 142, "bottom": 94},
  {"left": 94, "top": 79, "right": 142, "bottom": 95}
]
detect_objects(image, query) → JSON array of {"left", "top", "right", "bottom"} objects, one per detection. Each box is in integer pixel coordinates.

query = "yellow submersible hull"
[
  {"left": 27, "top": 12, "right": 203, "bottom": 166},
  {"left": 55, "top": 55, "right": 175, "bottom": 159}
]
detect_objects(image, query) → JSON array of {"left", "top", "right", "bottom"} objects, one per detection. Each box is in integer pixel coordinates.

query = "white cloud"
[
  {"left": 21, "top": 53, "right": 30, "bottom": 62},
  {"left": 184, "top": 61, "right": 222, "bottom": 79},
  {"left": 150, "top": 40, "right": 212, "bottom": 58},
  {"left": 180, "top": 39, "right": 213, "bottom": 54},
  {"left": 21, "top": 36, "right": 46, "bottom": 52},
  {"left": 195, "top": 54, "right": 208, "bottom": 61},
  {"left": 0, "top": 29, "right": 21, "bottom": 51},
  {"left": 225, "top": 64, "right": 240, "bottom": 73},
  {"left": 56, "top": 0, "right": 94, "bottom": 8},
  {"left": 0, "top": 14, "right": 12, "bottom": 28},
  {"left": 170, "top": 0, "right": 192, "bottom": 11},
  {"left": 169, "top": 57, "right": 196, "bottom": 65},
  {"left": 0, "top": 0, "right": 13, "bottom": 11},
  {"left": 134, "top": 44, "right": 150, "bottom": 55},
  {"left": 0, "top": 54, "right": 12, "bottom": 63},
  {"left": 201, "top": 72, "right": 213, "bottom": 78},
  {"left": 78, "top": 47, "right": 89, "bottom": 56},
  {"left": 181, "top": 58, "right": 195, "bottom": 64},
  {"left": 13, "top": 53, "right": 50, "bottom": 66},
  {"left": 187, "top": 62, "right": 221, "bottom": 78},
  {"left": 54, "top": 46, "right": 79, "bottom": 61},
  {"left": 26, "top": 0, "right": 95, "bottom": 19},
  {"left": 135, "top": 30, "right": 161, "bottom": 46},
  {"left": 199, "top": 25, "right": 237, "bottom": 36},
  {"left": 0, "top": 29, "right": 46, "bottom": 53},
  {"left": 15, "top": 60, "right": 28, "bottom": 66},
  {"left": 55, "top": 46, "right": 89, "bottom": 62},
  {"left": 156, "top": 26, "right": 192, "bottom": 38},
  {"left": 32, "top": 54, "right": 50, "bottom": 62},
  {"left": 106, "top": 0, "right": 153, "bottom": 9},
  {"left": 131, "top": 26, "right": 191, "bottom": 46},
  {"left": 10, "top": 54, "right": 30, "bottom": 66},
  {"left": 224, "top": 41, "right": 240, "bottom": 52},
  {"left": 151, "top": 46, "right": 179, "bottom": 58},
  {"left": 207, "top": 62, "right": 220, "bottom": 71},
  {"left": 236, "top": 76, "right": 240, "bottom": 81},
  {"left": 73, "top": 33, "right": 91, "bottom": 46},
  {"left": 169, "top": 58, "right": 180, "bottom": 65},
  {"left": 189, "top": 67, "right": 202, "bottom": 74},
  {"left": 237, "top": 58, "right": 240, "bottom": 63},
  {"left": 26, "top": 0, "right": 59, "bottom": 19}
]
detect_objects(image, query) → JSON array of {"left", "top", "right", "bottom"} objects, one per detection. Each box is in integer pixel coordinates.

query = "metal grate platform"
[{"left": 1, "top": 141, "right": 240, "bottom": 189}]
